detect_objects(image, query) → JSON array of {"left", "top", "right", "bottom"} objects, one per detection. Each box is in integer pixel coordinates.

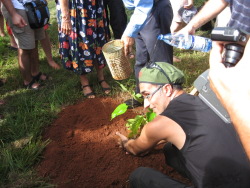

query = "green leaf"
[
  {"left": 111, "top": 103, "right": 128, "bottom": 120},
  {"left": 135, "top": 93, "right": 142, "bottom": 98},
  {"left": 133, "top": 93, "right": 144, "bottom": 103},
  {"left": 127, "top": 119, "right": 136, "bottom": 123},
  {"left": 116, "top": 82, "right": 128, "bottom": 92},
  {"left": 146, "top": 108, "right": 156, "bottom": 122},
  {"left": 128, "top": 115, "right": 145, "bottom": 138},
  {"left": 126, "top": 118, "right": 136, "bottom": 130}
]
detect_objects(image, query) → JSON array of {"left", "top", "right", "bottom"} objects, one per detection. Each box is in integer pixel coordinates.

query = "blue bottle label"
[
  {"left": 190, "top": 36, "right": 208, "bottom": 51},
  {"left": 189, "top": 35, "right": 195, "bottom": 49}
]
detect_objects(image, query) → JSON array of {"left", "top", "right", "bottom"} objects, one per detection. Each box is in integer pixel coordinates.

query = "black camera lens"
[{"left": 223, "top": 43, "right": 244, "bottom": 67}]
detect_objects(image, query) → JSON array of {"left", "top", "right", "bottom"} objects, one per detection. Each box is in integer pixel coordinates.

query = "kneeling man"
[{"left": 116, "top": 62, "right": 250, "bottom": 188}]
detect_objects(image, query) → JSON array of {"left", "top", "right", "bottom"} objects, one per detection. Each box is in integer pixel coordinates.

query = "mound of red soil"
[{"left": 37, "top": 97, "right": 191, "bottom": 187}]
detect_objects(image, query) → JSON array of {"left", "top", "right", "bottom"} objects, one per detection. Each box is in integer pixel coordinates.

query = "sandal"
[
  {"left": 82, "top": 85, "right": 95, "bottom": 98},
  {"left": 33, "top": 72, "right": 51, "bottom": 82},
  {"left": 23, "top": 78, "right": 40, "bottom": 90},
  {"left": 98, "top": 80, "right": 111, "bottom": 94}
]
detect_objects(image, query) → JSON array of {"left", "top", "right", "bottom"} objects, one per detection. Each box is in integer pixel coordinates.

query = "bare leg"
[
  {"left": 173, "top": 56, "right": 181, "bottom": 63},
  {"left": 0, "top": 13, "right": 5, "bottom": 37},
  {"left": 96, "top": 66, "right": 111, "bottom": 94},
  {"left": 30, "top": 41, "right": 47, "bottom": 81},
  {"left": 80, "top": 74, "right": 95, "bottom": 98},
  {"left": 40, "top": 31, "right": 60, "bottom": 69},
  {"left": 10, "top": 34, "right": 17, "bottom": 48},
  {"left": 18, "top": 48, "right": 32, "bottom": 83},
  {"left": 18, "top": 48, "right": 40, "bottom": 88}
]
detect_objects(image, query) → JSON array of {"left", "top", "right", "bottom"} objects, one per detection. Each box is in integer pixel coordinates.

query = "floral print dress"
[{"left": 56, "top": 0, "right": 109, "bottom": 75}]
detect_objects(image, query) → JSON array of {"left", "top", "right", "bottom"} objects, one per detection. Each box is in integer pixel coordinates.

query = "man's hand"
[
  {"left": 116, "top": 132, "right": 132, "bottom": 155},
  {"left": 209, "top": 41, "right": 229, "bottom": 106},
  {"left": 176, "top": 23, "right": 196, "bottom": 35},
  {"left": 1, "top": 0, "right": 27, "bottom": 28},
  {"left": 121, "top": 35, "right": 135, "bottom": 58},
  {"left": 183, "top": 0, "right": 193, "bottom": 9},
  {"left": 116, "top": 132, "right": 128, "bottom": 149},
  {"left": 209, "top": 41, "right": 224, "bottom": 66},
  {"left": 12, "top": 12, "right": 27, "bottom": 28}
]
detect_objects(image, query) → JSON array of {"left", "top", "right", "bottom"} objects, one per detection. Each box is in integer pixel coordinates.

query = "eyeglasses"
[
  {"left": 146, "top": 62, "right": 172, "bottom": 85},
  {"left": 144, "top": 85, "right": 163, "bottom": 101}
]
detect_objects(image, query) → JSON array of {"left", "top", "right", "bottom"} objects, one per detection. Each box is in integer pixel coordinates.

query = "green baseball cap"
[{"left": 139, "top": 62, "right": 185, "bottom": 85}]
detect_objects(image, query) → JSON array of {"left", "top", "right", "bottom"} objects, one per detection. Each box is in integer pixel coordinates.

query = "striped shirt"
[{"left": 225, "top": 0, "right": 250, "bottom": 33}]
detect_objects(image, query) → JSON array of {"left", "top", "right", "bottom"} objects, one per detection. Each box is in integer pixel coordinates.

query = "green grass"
[
  {"left": 194, "top": 0, "right": 207, "bottom": 7},
  {"left": 0, "top": 1, "right": 210, "bottom": 187}
]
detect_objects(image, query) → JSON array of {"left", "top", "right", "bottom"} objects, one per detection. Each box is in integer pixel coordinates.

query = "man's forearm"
[
  {"left": 188, "top": 0, "right": 228, "bottom": 31},
  {"left": 123, "top": 139, "right": 138, "bottom": 155},
  {"left": 123, "top": 139, "right": 149, "bottom": 156},
  {"left": 1, "top": 0, "right": 17, "bottom": 16}
]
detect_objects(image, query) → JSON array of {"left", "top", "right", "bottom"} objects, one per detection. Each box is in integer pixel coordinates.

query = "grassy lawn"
[{"left": 0, "top": 1, "right": 209, "bottom": 187}]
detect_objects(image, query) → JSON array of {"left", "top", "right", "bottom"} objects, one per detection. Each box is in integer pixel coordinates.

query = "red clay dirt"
[{"left": 37, "top": 97, "right": 191, "bottom": 187}]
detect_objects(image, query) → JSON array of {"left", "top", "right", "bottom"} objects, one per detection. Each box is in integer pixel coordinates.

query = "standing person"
[
  {"left": 56, "top": 0, "right": 111, "bottom": 98},
  {"left": 121, "top": 0, "right": 173, "bottom": 108},
  {"left": 6, "top": 22, "right": 60, "bottom": 68},
  {"left": 103, "top": 0, "right": 127, "bottom": 39},
  {"left": 1, "top": 0, "right": 48, "bottom": 90},
  {"left": 116, "top": 62, "right": 250, "bottom": 187}
]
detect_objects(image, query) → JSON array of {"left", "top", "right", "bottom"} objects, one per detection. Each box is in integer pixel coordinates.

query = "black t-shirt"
[{"left": 160, "top": 93, "right": 250, "bottom": 188}]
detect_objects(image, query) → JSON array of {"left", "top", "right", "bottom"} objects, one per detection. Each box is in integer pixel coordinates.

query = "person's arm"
[
  {"left": 209, "top": 40, "right": 250, "bottom": 159},
  {"left": 1, "top": 0, "right": 27, "bottom": 28},
  {"left": 121, "top": 0, "right": 153, "bottom": 56},
  {"left": 116, "top": 124, "right": 160, "bottom": 156},
  {"left": 116, "top": 115, "right": 184, "bottom": 156},
  {"left": 58, "top": 0, "right": 72, "bottom": 35},
  {"left": 178, "top": 0, "right": 228, "bottom": 34}
]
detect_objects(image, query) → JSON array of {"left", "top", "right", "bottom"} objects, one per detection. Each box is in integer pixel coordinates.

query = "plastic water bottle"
[{"left": 158, "top": 33, "right": 212, "bottom": 52}]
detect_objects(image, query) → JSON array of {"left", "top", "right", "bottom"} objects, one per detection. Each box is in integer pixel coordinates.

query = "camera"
[{"left": 211, "top": 27, "right": 248, "bottom": 67}]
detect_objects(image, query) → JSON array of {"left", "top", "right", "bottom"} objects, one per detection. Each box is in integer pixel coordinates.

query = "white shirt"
[{"left": 12, "top": 0, "right": 32, "bottom": 10}]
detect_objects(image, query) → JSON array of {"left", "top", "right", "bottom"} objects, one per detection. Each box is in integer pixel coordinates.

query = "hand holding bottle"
[{"left": 158, "top": 33, "right": 212, "bottom": 52}]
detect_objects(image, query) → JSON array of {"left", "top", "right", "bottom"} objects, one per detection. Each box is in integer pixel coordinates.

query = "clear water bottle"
[{"left": 158, "top": 33, "right": 212, "bottom": 52}]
